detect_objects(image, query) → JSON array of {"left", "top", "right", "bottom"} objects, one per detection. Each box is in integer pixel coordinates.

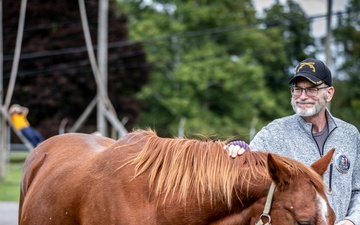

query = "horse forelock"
[{"left": 120, "top": 129, "right": 326, "bottom": 209}]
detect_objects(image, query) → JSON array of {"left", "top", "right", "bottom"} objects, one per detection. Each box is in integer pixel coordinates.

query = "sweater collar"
[{"left": 295, "top": 108, "right": 338, "bottom": 133}]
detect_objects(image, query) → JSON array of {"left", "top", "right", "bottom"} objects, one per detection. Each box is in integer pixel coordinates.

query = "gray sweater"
[{"left": 249, "top": 109, "right": 360, "bottom": 224}]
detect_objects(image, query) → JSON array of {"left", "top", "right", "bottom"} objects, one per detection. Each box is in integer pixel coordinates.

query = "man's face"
[{"left": 290, "top": 78, "right": 331, "bottom": 117}]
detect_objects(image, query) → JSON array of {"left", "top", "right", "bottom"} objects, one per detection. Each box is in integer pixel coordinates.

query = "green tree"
[
  {"left": 117, "top": 0, "right": 284, "bottom": 140},
  {"left": 117, "top": 0, "right": 319, "bottom": 139},
  {"left": 263, "top": 0, "right": 315, "bottom": 61},
  {"left": 332, "top": 0, "right": 360, "bottom": 129},
  {"left": 259, "top": 0, "right": 316, "bottom": 117}
]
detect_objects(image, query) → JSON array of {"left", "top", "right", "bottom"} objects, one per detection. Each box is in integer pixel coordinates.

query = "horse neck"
[
  {"left": 236, "top": 178, "right": 272, "bottom": 205},
  {"left": 196, "top": 182, "right": 272, "bottom": 225},
  {"left": 221, "top": 179, "right": 273, "bottom": 224},
  {"left": 230, "top": 156, "right": 273, "bottom": 213}
]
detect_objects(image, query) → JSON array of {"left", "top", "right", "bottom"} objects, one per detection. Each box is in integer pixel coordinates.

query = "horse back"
[{"left": 19, "top": 133, "right": 115, "bottom": 224}]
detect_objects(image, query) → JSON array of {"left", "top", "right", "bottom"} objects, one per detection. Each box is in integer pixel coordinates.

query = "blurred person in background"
[{"left": 9, "top": 104, "right": 45, "bottom": 147}]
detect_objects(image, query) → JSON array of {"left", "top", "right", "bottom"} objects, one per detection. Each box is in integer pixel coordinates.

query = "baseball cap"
[
  {"left": 9, "top": 104, "right": 22, "bottom": 114},
  {"left": 289, "top": 58, "right": 332, "bottom": 86}
]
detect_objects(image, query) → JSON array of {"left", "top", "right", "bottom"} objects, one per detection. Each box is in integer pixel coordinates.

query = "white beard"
[{"left": 291, "top": 95, "right": 328, "bottom": 117}]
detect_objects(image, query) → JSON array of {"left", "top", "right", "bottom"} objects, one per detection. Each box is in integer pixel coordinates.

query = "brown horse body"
[{"left": 19, "top": 129, "right": 335, "bottom": 224}]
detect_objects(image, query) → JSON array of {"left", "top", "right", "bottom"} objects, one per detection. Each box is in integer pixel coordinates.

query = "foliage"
[
  {"left": 117, "top": 0, "right": 315, "bottom": 140},
  {"left": 332, "top": 0, "right": 360, "bottom": 129},
  {"left": 259, "top": 0, "right": 316, "bottom": 117}
]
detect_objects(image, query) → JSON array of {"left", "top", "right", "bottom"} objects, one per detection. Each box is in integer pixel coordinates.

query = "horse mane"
[{"left": 119, "top": 129, "right": 325, "bottom": 208}]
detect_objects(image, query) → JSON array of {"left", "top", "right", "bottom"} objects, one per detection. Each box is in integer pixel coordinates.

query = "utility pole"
[
  {"left": 97, "top": 0, "right": 108, "bottom": 136},
  {"left": 325, "top": 0, "right": 333, "bottom": 110},
  {"left": 0, "top": 0, "right": 5, "bottom": 180},
  {"left": 325, "top": 0, "right": 333, "bottom": 69},
  {"left": 78, "top": 0, "right": 127, "bottom": 138}
]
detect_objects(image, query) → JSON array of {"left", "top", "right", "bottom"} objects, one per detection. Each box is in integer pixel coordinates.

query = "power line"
[
  {"left": 3, "top": 9, "right": 356, "bottom": 77},
  {"left": 4, "top": 10, "right": 350, "bottom": 62}
]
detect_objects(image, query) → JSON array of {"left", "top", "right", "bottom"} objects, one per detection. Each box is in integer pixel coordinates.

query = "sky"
[{"left": 253, "top": 0, "right": 349, "bottom": 37}]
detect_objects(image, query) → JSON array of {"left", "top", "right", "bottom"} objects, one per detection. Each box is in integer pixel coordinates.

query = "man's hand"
[
  {"left": 224, "top": 140, "right": 249, "bottom": 158},
  {"left": 335, "top": 220, "right": 355, "bottom": 225}
]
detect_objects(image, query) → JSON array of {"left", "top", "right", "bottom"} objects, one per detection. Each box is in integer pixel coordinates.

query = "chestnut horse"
[{"left": 19, "top": 129, "right": 336, "bottom": 225}]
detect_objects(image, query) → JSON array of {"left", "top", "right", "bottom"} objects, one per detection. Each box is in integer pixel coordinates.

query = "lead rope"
[{"left": 255, "top": 182, "right": 276, "bottom": 225}]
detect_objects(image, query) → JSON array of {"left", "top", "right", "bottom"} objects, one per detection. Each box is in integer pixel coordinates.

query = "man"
[
  {"left": 9, "top": 104, "right": 45, "bottom": 147},
  {"left": 227, "top": 58, "right": 360, "bottom": 225}
]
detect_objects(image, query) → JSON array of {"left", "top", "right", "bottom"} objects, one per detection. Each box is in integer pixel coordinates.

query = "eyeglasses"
[{"left": 289, "top": 86, "right": 329, "bottom": 97}]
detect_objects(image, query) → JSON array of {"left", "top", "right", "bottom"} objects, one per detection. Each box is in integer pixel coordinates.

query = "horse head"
[{"left": 255, "top": 148, "right": 336, "bottom": 225}]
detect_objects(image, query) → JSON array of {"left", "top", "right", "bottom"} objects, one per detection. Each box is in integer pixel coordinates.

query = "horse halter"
[{"left": 255, "top": 182, "right": 276, "bottom": 225}]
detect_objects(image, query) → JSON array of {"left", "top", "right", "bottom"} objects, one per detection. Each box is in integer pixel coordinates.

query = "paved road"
[{"left": 0, "top": 202, "right": 18, "bottom": 225}]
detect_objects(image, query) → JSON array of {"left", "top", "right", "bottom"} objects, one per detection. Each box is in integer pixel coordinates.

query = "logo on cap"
[{"left": 297, "top": 62, "right": 316, "bottom": 73}]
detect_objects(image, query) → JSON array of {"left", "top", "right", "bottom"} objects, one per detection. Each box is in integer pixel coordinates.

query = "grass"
[{"left": 0, "top": 151, "right": 28, "bottom": 202}]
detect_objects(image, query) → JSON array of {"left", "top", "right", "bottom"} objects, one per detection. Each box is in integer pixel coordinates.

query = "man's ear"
[{"left": 326, "top": 86, "right": 335, "bottom": 102}]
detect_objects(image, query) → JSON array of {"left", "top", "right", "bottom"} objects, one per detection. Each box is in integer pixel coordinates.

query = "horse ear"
[
  {"left": 311, "top": 148, "right": 335, "bottom": 177},
  {"left": 267, "top": 153, "right": 291, "bottom": 190}
]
